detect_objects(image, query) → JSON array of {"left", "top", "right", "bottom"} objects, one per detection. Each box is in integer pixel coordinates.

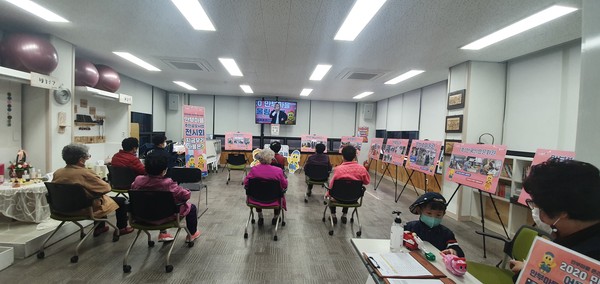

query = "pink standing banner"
[
  {"left": 368, "top": 138, "right": 384, "bottom": 160},
  {"left": 183, "top": 105, "right": 206, "bottom": 171},
  {"left": 446, "top": 143, "right": 507, "bottom": 193},
  {"left": 406, "top": 140, "right": 443, "bottom": 176},
  {"left": 340, "top": 136, "right": 363, "bottom": 151},
  {"left": 300, "top": 134, "right": 328, "bottom": 152},
  {"left": 225, "top": 132, "right": 253, "bottom": 151},
  {"left": 517, "top": 149, "right": 576, "bottom": 205},
  {"left": 383, "top": 139, "right": 409, "bottom": 166}
]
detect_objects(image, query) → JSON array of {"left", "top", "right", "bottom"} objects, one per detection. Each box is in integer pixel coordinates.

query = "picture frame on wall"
[
  {"left": 447, "top": 89, "right": 466, "bottom": 110},
  {"left": 443, "top": 139, "right": 461, "bottom": 155},
  {"left": 445, "top": 115, "right": 463, "bottom": 133}
]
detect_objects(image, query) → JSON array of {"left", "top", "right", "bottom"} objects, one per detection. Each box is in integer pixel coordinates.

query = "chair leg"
[
  {"left": 122, "top": 229, "right": 142, "bottom": 273},
  {"left": 72, "top": 220, "right": 85, "bottom": 239},
  {"left": 227, "top": 169, "right": 231, "bottom": 184},
  {"left": 165, "top": 228, "right": 183, "bottom": 273},
  {"left": 73, "top": 222, "right": 101, "bottom": 263},
  {"left": 352, "top": 208, "right": 362, "bottom": 237},
  {"left": 37, "top": 221, "right": 67, "bottom": 259},
  {"left": 244, "top": 208, "right": 254, "bottom": 238},
  {"left": 273, "top": 212, "right": 279, "bottom": 241}
]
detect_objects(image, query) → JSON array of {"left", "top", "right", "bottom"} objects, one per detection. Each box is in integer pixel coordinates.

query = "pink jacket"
[
  {"left": 329, "top": 161, "right": 371, "bottom": 188},
  {"left": 131, "top": 175, "right": 192, "bottom": 222},
  {"left": 243, "top": 164, "right": 287, "bottom": 210}
]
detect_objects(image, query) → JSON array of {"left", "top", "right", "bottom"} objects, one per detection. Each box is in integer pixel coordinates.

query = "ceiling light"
[
  {"left": 334, "top": 0, "right": 387, "bottom": 41},
  {"left": 240, "top": 85, "right": 253, "bottom": 94},
  {"left": 300, "top": 88, "right": 313, "bottom": 97},
  {"left": 113, "top": 52, "right": 161, "bottom": 71},
  {"left": 384, "top": 70, "right": 425, "bottom": 85},
  {"left": 171, "top": 0, "right": 215, "bottom": 31},
  {"left": 173, "top": 81, "right": 197, "bottom": 91},
  {"left": 353, "top": 92, "right": 373, "bottom": 99},
  {"left": 461, "top": 5, "right": 578, "bottom": 50},
  {"left": 309, "top": 64, "right": 332, "bottom": 81},
  {"left": 5, "top": 0, "right": 69, "bottom": 22},
  {"left": 218, "top": 58, "right": 243, "bottom": 76}
]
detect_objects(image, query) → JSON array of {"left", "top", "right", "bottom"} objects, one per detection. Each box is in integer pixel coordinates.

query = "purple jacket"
[
  {"left": 131, "top": 175, "right": 192, "bottom": 222},
  {"left": 244, "top": 164, "right": 288, "bottom": 209},
  {"left": 306, "top": 153, "right": 332, "bottom": 171}
]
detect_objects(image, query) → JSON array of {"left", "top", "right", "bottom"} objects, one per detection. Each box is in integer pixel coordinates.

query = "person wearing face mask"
[{"left": 405, "top": 192, "right": 465, "bottom": 257}]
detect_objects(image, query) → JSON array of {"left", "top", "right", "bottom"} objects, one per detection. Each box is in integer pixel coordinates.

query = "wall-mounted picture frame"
[
  {"left": 444, "top": 139, "right": 462, "bottom": 156},
  {"left": 445, "top": 115, "right": 463, "bottom": 133},
  {"left": 447, "top": 89, "right": 466, "bottom": 110}
]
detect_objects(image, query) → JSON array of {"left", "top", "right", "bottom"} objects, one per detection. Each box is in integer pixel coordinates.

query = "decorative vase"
[{"left": 15, "top": 170, "right": 24, "bottom": 179}]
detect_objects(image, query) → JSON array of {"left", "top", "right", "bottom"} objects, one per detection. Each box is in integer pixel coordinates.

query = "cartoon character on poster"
[
  {"left": 197, "top": 154, "right": 205, "bottom": 170},
  {"left": 539, "top": 252, "right": 556, "bottom": 274},
  {"left": 186, "top": 154, "right": 195, "bottom": 168},
  {"left": 287, "top": 150, "right": 301, "bottom": 173},
  {"left": 250, "top": 148, "right": 261, "bottom": 167},
  {"left": 285, "top": 111, "right": 295, "bottom": 125}
]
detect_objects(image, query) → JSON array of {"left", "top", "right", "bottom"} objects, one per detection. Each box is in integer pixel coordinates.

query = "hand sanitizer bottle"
[{"left": 390, "top": 211, "right": 403, "bottom": 252}]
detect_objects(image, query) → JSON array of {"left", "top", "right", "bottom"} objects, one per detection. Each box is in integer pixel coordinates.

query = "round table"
[{"left": 0, "top": 182, "right": 49, "bottom": 223}]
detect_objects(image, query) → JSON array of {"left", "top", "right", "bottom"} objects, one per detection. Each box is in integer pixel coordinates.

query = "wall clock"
[{"left": 53, "top": 88, "right": 71, "bottom": 105}]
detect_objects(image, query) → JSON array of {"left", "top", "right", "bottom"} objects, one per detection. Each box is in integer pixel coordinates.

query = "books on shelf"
[{"left": 503, "top": 164, "right": 513, "bottom": 178}]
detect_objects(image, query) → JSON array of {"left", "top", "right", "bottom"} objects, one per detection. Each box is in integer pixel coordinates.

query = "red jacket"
[{"left": 111, "top": 150, "right": 145, "bottom": 175}]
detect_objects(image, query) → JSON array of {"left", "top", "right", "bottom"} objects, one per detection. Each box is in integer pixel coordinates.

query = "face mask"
[
  {"left": 532, "top": 208, "right": 560, "bottom": 234},
  {"left": 420, "top": 215, "right": 442, "bottom": 228}
]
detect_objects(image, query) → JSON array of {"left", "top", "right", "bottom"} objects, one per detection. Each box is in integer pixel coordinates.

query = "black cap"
[{"left": 409, "top": 192, "right": 447, "bottom": 214}]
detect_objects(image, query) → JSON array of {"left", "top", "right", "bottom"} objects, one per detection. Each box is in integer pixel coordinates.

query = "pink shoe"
[
  {"left": 158, "top": 232, "right": 174, "bottom": 242},
  {"left": 186, "top": 231, "right": 201, "bottom": 242}
]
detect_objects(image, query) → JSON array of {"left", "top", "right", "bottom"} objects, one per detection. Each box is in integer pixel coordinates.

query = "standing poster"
[
  {"left": 358, "top": 126, "right": 369, "bottom": 142},
  {"left": 368, "top": 138, "right": 384, "bottom": 160},
  {"left": 382, "top": 139, "right": 409, "bottom": 166},
  {"left": 183, "top": 105, "right": 206, "bottom": 171},
  {"left": 516, "top": 237, "right": 600, "bottom": 284},
  {"left": 517, "top": 149, "right": 576, "bottom": 205},
  {"left": 300, "top": 134, "right": 328, "bottom": 152},
  {"left": 225, "top": 132, "right": 253, "bottom": 151},
  {"left": 446, "top": 143, "right": 507, "bottom": 193},
  {"left": 406, "top": 140, "right": 443, "bottom": 176},
  {"left": 340, "top": 136, "right": 363, "bottom": 152}
]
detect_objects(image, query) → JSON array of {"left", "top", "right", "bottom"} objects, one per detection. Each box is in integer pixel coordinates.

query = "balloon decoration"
[
  {"left": 74, "top": 58, "right": 99, "bottom": 87},
  {"left": 0, "top": 33, "right": 59, "bottom": 74},
  {"left": 94, "top": 64, "right": 121, "bottom": 92}
]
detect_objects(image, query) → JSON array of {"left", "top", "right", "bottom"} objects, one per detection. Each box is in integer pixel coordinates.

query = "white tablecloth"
[{"left": 0, "top": 182, "right": 49, "bottom": 223}]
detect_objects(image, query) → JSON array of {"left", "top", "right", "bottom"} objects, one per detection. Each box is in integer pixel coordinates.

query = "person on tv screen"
[{"left": 269, "top": 103, "right": 287, "bottom": 124}]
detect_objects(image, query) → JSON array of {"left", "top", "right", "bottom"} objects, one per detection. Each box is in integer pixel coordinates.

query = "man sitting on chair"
[
  {"left": 327, "top": 145, "right": 370, "bottom": 224},
  {"left": 111, "top": 137, "right": 145, "bottom": 175},
  {"left": 269, "top": 141, "right": 287, "bottom": 171},
  {"left": 305, "top": 143, "right": 332, "bottom": 195}
]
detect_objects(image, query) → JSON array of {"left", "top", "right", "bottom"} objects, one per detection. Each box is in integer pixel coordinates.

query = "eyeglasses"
[{"left": 525, "top": 199, "right": 536, "bottom": 210}]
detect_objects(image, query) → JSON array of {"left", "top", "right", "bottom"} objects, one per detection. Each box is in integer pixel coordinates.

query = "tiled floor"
[{"left": 0, "top": 169, "right": 503, "bottom": 283}]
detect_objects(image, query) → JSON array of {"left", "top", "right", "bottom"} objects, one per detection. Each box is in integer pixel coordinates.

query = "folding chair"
[
  {"left": 167, "top": 167, "right": 208, "bottom": 218},
  {"left": 123, "top": 190, "right": 195, "bottom": 273},
  {"left": 107, "top": 165, "right": 137, "bottom": 199},
  {"left": 322, "top": 179, "right": 365, "bottom": 237},
  {"left": 467, "top": 225, "right": 551, "bottom": 284},
  {"left": 303, "top": 163, "right": 331, "bottom": 203},
  {"left": 225, "top": 153, "right": 247, "bottom": 185},
  {"left": 37, "top": 182, "right": 120, "bottom": 263},
  {"left": 243, "top": 178, "right": 286, "bottom": 241}
]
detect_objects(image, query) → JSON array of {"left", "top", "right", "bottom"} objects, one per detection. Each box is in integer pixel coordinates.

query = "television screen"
[{"left": 255, "top": 100, "right": 297, "bottom": 125}]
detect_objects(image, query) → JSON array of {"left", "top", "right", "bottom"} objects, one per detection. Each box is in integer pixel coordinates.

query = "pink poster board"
[
  {"left": 224, "top": 132, "right": 253, "bottom": 151},
  {"left": 517, "top": 149, "right": 576, "bottom": 205},
  {"left": 300, "top": 135, "right": 328, "bottom": 152},
  {"left": 340, "top": 136, "right": 363, "bottom": 152},
  {"left": 406, "top": 140, "right": 442, "bottom": 176},
  {"left": 516, "top": 237, "right": 600, "bottom": 284},
  {"left": 357, "top": 126, "right": 369, "bottom": 142},
  {"left": 182, "top": 105, "right": 206, "bottom": 171},
  {"left": 382, "top": 139, "right": 409, "bottom": 166},
  {"left": 445, "top": 143, "right": 507, "bottom": 193},
  {"left": 368, "top": 138, "right": 384, "bottom": 160}
]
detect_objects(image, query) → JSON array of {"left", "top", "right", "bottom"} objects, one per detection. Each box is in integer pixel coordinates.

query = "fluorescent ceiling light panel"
[
  {"left": 218, "top": 58, "right": 243, "bottom": 76},
  {"left": 334, "top": 0, "right": 387, "bottom": 41},
  {"left": 171, "top": 0, "right": 215, "bottom": 31},
  {"left": 309, "top": 64, "right": 332, "bottom": 81},
  {"left": 384, "top": 70, "right": 425, "bottom": 85},
  {"left": 173, "top": 81, "right": 197, "bottom": 91},
  {"left": 461, "top": 5, "right": 578, "bottom": 50},
  {"left": 240, "top": 85, "right": 253, "bottom": 94},
  {"left": 5, "top": 0, "right": 69, "bottom": 22},
  {"left": 113, "top": 52, "right": 161, "bottom": 71},
  {"left": 299, "top": 88, "right": 313, "bottom": 97},
  {"left": 353, "top": 91, "right": 373, "bottom": 99}
]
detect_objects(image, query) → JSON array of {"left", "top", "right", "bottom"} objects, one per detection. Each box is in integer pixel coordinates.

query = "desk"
[
  {"left": 0, "top": 182, "right": 49, "bottom": 223},
  {"left": 351, "top": 238, "right": 481, "bottom": 284}
]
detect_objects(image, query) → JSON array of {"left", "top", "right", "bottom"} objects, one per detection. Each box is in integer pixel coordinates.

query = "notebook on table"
[{"left": 363, "top": 251, "right": 446, "bottom": 279}]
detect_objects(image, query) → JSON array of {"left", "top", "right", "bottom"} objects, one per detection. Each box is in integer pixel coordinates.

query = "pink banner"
[
  {"left": 300, "top": 134, "right": 328, "bottom": 152},
  {"left": 406, "top": 140, "right": 442, "bottom": 176},
  {"left": 368, "top": 138, "right": 384, "bottom": 160},
  {"left": 340, "top": 136, "right": 363, "bottom": 152},
  {"left": 225, "top": 132, "right": 253, "bottom": 151},
  {"left": 358, "top": 126, "right": 369, "bottom": 142},
  {"left": 517, "top": 149, "right": 576, "bottom": 205},
  {"left": 446, "top": 143, "right": 507, "bottom": 193},
  {"left": 383, "top": 139, "right": 409, "bottom": 166},
  {"left": 183, "top": 105, "right": 206, "bottom": 171}
]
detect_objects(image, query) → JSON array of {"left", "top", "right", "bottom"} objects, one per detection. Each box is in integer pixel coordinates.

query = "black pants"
[
  {"left": 185, "top": 204, "right": 198, "bottom": 234},
  {"left": 255, "top": 208, "right": 281, "bottom": 215},
  {"left": 329, "top": 199, "right": 358, "bottom": 214},
  {"left": 97, "top": 196, "right": 128, "bottom": 229}
]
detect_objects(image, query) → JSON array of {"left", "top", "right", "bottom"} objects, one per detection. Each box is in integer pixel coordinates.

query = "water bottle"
[{"left": 390, "top": 211, "right": 403, "bottom": 252}]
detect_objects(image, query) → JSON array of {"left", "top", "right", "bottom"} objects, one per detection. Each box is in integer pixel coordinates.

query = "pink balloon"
[
  {"left": 94, "top": 64, "right": 121, "bottom": 92},
  {"left": 0, "top": 33, "right": 58, "bottom": 74},
  {"left": 75, "top": 58, "right": 99, "bottom": 87}
]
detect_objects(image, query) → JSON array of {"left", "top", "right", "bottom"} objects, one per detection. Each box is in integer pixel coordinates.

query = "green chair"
[
  {"left": 107, "top": 165, "right": 137, "bottom": 199},
  {"left": 226, "top": 153, "right": 247, "bottom": 185},
  {"left": 467, "top": 225, "right": 551, "bottom": 284}
]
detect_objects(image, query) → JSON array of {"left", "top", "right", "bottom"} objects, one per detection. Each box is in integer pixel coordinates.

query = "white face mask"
[{"left": 532, "top": 208, "right": 553, "bottom": 234}]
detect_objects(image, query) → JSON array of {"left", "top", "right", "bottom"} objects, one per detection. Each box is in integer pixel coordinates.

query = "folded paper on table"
[{"left": 363, "top": 251, "right": 445, "bottom": 278}]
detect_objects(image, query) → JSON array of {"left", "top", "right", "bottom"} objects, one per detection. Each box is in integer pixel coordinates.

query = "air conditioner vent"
[
  {"left": 159, "top": 57, "right": 215, "bottom": 72},
  {"left": 336, "top": 68, "right": 388, "bottom": 81}
]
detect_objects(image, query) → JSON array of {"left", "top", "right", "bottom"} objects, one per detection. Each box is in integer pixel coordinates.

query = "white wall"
[
  {"left": 401, "top": 90, "right": 421, "bottom": 131},
  {"left": 152, "top": 87, "right": 167, "bottom": 132},
  {"left": 165, "top": 93, "right": 184, "bottom": 140},
  {"left": 376, "top": 99, "right": 388, "bottom": 130},
  {"left": 121, "top": 75, "right": 153, "bottom": 114},
  {"left": 189, "top": 94, "right": 214, "bottom": 135},
  {"left": 386, "top": 95, "right": 403, "bottom": 131},
  {"left": 419, "top": 81, "right": 447, "bottom": 141},
  {"left": 310, "top": 101, "right": 356, "bottom": 138},
  {"left": 214, "top": 96, "right": 261, "bottom": 136},
  {"left": 466, "top": 62, "right": 506, "bottom": 144},
  {"left": 0, "top": 80, "right": 23, "bottom": 176}
]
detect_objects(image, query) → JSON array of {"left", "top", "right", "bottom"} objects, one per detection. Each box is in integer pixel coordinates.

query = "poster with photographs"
[
  {"left": 368, "top": 138, "right": 384, "bottom": 160},
  {"left": 382, "top": 139, "right": 408, "bottom": 166},
  {"left": 340, "top": 136, "right": 363, "bottom": 152},
  {"left": 446, "top": 143, "right": 507, "bottom": 193},
  {"left": 183, "top": 105, "right": 206, "bottom": 171},
  {"left": 517, "top": 149, "right": 575, "bottom": 206},
  {"left": 406, "top": 140, "right": 443, "bottom": 176},
  {"left": 300, "top": 134, "right": 328, "bottom": 153},
  {"left": 225, "top": 132, "right": 253, "bottom": 151}
]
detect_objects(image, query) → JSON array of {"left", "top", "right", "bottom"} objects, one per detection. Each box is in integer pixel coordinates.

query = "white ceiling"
[{"left": 0, "top": 0, "right": 582, "bottom": 102}]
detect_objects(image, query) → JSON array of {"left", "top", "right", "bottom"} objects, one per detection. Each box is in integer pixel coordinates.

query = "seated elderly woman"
[
  {"left": 243, "top": 148, "right": 288, "bottom": 226},
  {"left": 52, "top": 143, "right": 133, "bottom": 236}
]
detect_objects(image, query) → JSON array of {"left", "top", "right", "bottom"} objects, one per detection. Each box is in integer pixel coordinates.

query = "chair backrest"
[
  {"left": 304, "top": 164, "right": 331, "bottom": 181},
  {"left": 271, "top": 159, "right": 285, "bottom": 171},
  {"left": 329, "top": 179, "right": 365, "bottom": 202},
  {"left": 245, "top": 178, "right": 283, "bottom": 203},
  {"left": 107, "top": 166, "right": 138, "bottom": 189},
  {"left": 128, "top": 190, "right": 178, "bottom": 221},
  {"left": 508, "top": 225, "right": 552, "bottom": 261},
  {"left": 44, "top": 182, "right": 93, "bottom": 213},
  {"left": 166, "top": 167, "right": 202, "bottom": 184},
  {"left": 227, "top": 153, "right": 247, "bottom": 166},
  {"left": 139, "top": 143, "right": 154, "bottom": 159}
]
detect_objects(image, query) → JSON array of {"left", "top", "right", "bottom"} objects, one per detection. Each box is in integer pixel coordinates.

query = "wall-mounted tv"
[{"left": 255, "top": 100, "right": 297, "bottom": 125}]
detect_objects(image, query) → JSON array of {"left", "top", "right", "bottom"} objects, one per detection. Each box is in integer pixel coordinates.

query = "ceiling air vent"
[
  {"left": 160, "top": 57, "right": 215, "bottom": 72},
  {"left": 337, "top": 68, "right": 388, "bottom": 81}
]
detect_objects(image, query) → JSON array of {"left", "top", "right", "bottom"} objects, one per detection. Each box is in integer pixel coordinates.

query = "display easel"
[
  {"left": 374, "top": 161, "right": 397, "bottom": 191},
  {"left": 395, "top": 166, "right": 420, "bottom": 202}
]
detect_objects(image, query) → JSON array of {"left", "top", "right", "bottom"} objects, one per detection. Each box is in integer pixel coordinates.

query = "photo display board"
[
  {"left": 406, "top": 140, "right": 442, "bottom": 176},
  {"left": 183, "top": 105, "right": 206, "bottom": 171},
  {"left": 225, "top": 132, "right": 253, "bottom": 151},
  {"left": 340, "top": 136, "right": 363, "bottom": 151},
  {"left": 368, "top": 138, "right": 384, "bottom": 160},
  {"left": 446, "top": 143, "right": 507, "bottom": 193},
  {"left": 517, "top": 149, "right": 576, "bottom": 205},
  {"left": 300, "top": 134, "right": 328, "bottom": 153},
  {"left": 382, "top": 139, "right": 409, "bottom": 166}
]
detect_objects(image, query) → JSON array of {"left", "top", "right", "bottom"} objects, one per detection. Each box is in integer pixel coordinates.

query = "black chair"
[
  {"left": 322, "top": 179, "right": 366, "bottom": 237},
  {"left": 166, "top": 167, "right": 208, "bottom": 218},
  {"left": 107, "top": 166, "right": 138, "bottom": 199},
  {"left": 303, "top": 163, "right": 331, "bottom": 203},
  {"left": 225, "top": 153, "right": 247, "bottom": 185},
  {"left": 244, "top": 179, "right": 286, "bottom": 241},
  {"left": 38, "top": 182, "right": 120, "bottom": 263},
  {"left": 123, "top": 190, "right": 195, "bottom": 273}
]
